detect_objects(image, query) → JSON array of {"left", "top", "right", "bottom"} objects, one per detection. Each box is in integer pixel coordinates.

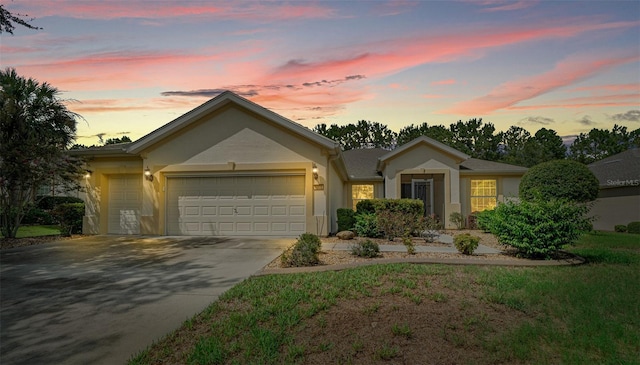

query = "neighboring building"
[
  {"left": 71, "top": 91, "right": 527, "bottom": 236},
  {"left": 588, "top": 148, "right": 640, "bottom": 231}
]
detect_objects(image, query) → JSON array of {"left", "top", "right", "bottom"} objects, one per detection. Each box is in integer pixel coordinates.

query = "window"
[
  {"left": 470, "top": 179, "right": 497, "bottom": 212},
  {"left": 352, "top": 184, "right": 374, "bottom": 210}
]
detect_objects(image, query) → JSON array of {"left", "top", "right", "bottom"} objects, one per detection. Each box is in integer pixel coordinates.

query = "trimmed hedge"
[
  {"left": 519, "top": 160, "right": 599, "bottom": 203},
  {"left": 37, "top": 196, "right": 84, "bottom": 210},
  {"left": 355, "top": 198, "right": 423, "bottom": 216},
  {"left": 337, "top": 208, "right": 356, "bottom": 232}
]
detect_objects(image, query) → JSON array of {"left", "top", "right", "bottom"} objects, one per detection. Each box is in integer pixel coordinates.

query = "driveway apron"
[{"left": 0, "top": 235, "right": 289, "bottom": 365}]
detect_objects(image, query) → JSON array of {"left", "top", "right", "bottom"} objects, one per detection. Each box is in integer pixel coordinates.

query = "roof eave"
[{"left": 127, "top": 91, "right": 338, "bottom": 154}]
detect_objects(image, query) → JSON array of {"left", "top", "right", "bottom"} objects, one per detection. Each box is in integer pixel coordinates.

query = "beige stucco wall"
[
  {"left": 138, "top": 105, "right": 335, "bottom": 236},
  {"left": 590, "top": 195, "right": 640, "bottom": 231},
  {"left": 81, "top": 157, "right": 143, "bottom": 234},
  {"left": 380, "top": 144, "right": 463, "bottom": 228}
]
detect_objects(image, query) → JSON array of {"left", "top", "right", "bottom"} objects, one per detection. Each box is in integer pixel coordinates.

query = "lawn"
[
  {"left": 0, "top": 225, "right": 61, "bottom": 238},
  {"left": 130, "top": 231, "right": 640, "bottom": 365}
]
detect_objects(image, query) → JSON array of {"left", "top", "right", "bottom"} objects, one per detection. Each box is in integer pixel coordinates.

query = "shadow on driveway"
[{"left": 0, "top": 235, "right": 289, "bottom": 365}]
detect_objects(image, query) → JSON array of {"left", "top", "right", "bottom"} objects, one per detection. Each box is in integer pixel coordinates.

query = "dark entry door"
[{"left": 412, "top": 179, "right": 433, "bottom": 216}]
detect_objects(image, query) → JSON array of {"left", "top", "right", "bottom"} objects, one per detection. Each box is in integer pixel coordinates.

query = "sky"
[{"left": 1, "top": 0, "right": 639, "bottom": 146}]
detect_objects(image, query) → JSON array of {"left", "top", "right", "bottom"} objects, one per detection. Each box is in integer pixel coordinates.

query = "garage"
[
  {"left": 108, "top": 175, "right": 142, "bottom": 234},
  {"left": 166, "top": 175, "right": 306, "bottom": 236}
]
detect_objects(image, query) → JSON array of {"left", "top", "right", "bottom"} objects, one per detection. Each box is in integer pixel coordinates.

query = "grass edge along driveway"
[{"left": 130, "top": 231, "right": 640, "bottom": 365}]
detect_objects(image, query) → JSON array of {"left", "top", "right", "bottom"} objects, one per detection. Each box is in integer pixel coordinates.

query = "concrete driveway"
[{"left": 0, "top": 235, "right": 290, "bottom": 365}]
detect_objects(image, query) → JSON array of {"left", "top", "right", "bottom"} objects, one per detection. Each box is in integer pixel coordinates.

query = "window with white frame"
[
  {"left": 352, "top": 184, "right": 374, "bottom": 210},
  {"left": 470, "top": 179, "right": 497, "bottom": 212}
]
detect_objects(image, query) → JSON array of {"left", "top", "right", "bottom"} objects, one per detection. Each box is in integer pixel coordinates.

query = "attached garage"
[
  {"left": 108, "top": 175, "right": 142, "bottom": 234},
  {"left": 166, "top": 174, "right": 306, "bottom": 236}
]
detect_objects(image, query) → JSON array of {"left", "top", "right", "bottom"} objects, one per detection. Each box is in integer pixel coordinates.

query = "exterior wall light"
[
  {"left": 84, "top": 170, "right": 92, "bottom": 179},
  {"left": 312, "top": 163, "right": 319, "bottom": 180},
  {"left": 144, "top": 166, "right": 154, "bottom": 181}
]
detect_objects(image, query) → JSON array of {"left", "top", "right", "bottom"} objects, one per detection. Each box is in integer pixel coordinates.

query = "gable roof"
[
  {"left": 343, "top": 148, "right": 387, "bottom": 180},
  {"left": 588, "top": 148, "right": 640, "bottom": 188},
  {"left": 127, "top": 91, "right": 340, "bottom": 155},
  {"left": 377, "top": 136, "right": 470, "bottom": 171},
  {"left": 460, "top": 158, "right": 527, "bottom": 174}
]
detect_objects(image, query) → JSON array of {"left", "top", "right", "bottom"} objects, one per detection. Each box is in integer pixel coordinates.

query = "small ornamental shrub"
[
  {"left": 486, "top": 199, "right": 591, "bottom": 259},
  {"left": 614, "top": 225, "right": 627, "bottom": 233},
  {"left": 467, "top": 213, "right": 479, "bottom": 230},
  {"left": 418, "top": 215, "right": 443, "bottom": 242},
  {"left": 454, "top": 233, "right": 480, "bottom": 255},
  {"left": 519, "top": 160, "right": 599, "bottom": 203},
  {"left": 281, "top": 233, "right": 322, "bottom": 267},
  {"left": 337, "top": 208, "right": 356, "bottom": 232},
  {"left": 354, "top": 213, "right": 381, "bottom": 238},
  {"left": 403, "top": 236, "right": 416, "bottom": 255},
  {"left": 628, "top": 222, "right": 640, "bottom": 234},
  {"left": 350, "top": 239, "right": 380, "bottom": 258},
  {"left": 449, "top": 212, "right": 464, "bottom": 230},
  {"left": 376, "top": 210, "right": 400, "bottom": 240},
  {"left": 51, "top": 203, "right": 85, "bottom": 236}
]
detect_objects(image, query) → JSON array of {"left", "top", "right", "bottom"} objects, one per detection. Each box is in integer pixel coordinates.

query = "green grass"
[
  {"left": 1, "top": 225, "right": 61, "bottom": 238},
  {"left": 129, "top": 231, "right": 640, "bottom": 365}
]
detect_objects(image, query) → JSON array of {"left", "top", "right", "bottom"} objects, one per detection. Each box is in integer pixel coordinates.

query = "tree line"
[{"left": 314, "top": 119, "right": 640, "bottom": 167}]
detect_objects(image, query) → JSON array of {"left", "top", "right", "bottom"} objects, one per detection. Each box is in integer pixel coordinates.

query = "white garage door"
[
  {"left": 166, "top": 175, "right": 306, "bottom": 236},
  {"left": 108, "top": 175, "right": 142, "bottom": 234}
]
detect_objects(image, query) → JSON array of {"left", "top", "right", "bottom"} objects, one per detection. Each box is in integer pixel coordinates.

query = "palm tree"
[{"left": 0, "top": 68, "right": 82, "bottom": 238}]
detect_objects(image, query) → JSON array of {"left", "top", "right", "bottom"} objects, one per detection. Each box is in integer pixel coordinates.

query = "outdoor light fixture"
[
  {"left": 84, "top": 170, "right": 92, "bottom": 179},
  {"left": 312, "top": 163, "right": 318, "bottom": 180},
  {"left": 144, "top": 166, "right": 153, "bottom": 181}
]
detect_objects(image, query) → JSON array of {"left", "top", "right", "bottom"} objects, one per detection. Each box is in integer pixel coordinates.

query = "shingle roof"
[
  {"left": 460, "top": 158, "right": 528, "bottom": 173},
  {"left": 588, "top": 148, "right": 640, "bottom": 187},
  {"left": 342, "top": 148, "right": 388, "bottom": 179}
]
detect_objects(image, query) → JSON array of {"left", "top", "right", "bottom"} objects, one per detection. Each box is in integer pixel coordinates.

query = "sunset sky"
[{"left": 1, "top": 0, "right": 639, "bottom": 146}]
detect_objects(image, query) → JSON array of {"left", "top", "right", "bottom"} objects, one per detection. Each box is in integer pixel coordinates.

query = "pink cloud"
[
  {"left": 18, "top": 1, "right": 336, "bottom": 21},
  {"left": 269, "top": 19, "right": 640, "bottom": 84},
  {"left": 508, "top": 93, "right": 640, "bottom": 111},
  {"left": 569, "top": 83, "right": 640, "bottom": 93},
  {"left": 431, "top": 79, "right": 456, "bottom": 86},
  {"left": 442, "top": 53, "right": 640, "bottom": 115},
  {"left": 470, "top": 1, "right": 538, "bottom": 12}
]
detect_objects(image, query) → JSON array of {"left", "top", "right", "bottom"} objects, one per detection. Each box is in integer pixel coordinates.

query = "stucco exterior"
[{"left": 73, "top": 91, "right": 528, "bottom": 237}]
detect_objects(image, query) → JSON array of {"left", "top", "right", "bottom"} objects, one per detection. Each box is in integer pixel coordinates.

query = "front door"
[{"left": 412, "top": 179, "right": 434, "bottom": 216}]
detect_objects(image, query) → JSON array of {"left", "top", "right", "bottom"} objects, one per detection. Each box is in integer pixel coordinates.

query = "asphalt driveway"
[{"left": 0, "top": 235, "right": 290, "bottom": 365}]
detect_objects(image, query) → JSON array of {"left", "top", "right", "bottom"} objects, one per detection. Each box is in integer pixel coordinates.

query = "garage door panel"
[
  {"left": 167, "top": 175, "right": 306, "bottom": 236},
  {"left": 108, "top": 175, "right": 141, "bottom": 234}
]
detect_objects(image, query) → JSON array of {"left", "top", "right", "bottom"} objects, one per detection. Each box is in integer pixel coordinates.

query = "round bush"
[{"left": 519, "top": 160, "right": 599, "bottom": 202}]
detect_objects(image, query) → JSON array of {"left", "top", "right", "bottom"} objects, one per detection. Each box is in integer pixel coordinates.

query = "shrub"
[
  {"left": 37, "top": 196, "right": 84, "bottom": 210},
  {"left": 376, "top": 210, "right": 405, "bottom": 240},
  {"left": 454, "top": 233, "right": 480, "bottom": 255},
  {"left": 475, "top": 209, "right": 496, "bottom": 232},
  {"left": 22, "top": 206, "right": 57, "bottom": 225},
  {"left": 486, "top": 199, "right": 591, "bottom": 259},
  {"left": 356, "top": 198, "right": 423, "bottom": 216},
  {"left": 467, "top": 213, "right": 479, "bottom": 230},
  {"left": 449, "top": 212, "right": 464, "bottom": 230},
  {"left": 51, "top": 203, "right": 85, "bottom": 236},
  {"left": 403, "top": 236, "right": 416, "bottom": 255},
  {"left": 337, "top": 208, "right": 356, "bottom": 232},
  {"left": 519, "top": 160, "right": 599, "bottom": 203},
  {"left": 614, "top": 225, "right": 627, "bottom": 233},
  {"left": 350, "top": 239, "right": 380, "bottom": 258},
  {"left": 417, "top": 214, "right": 443, "bottom": 242},
  {"left": 628, "top": 222, "right": 640, "bottom": 234},
  {"left": 355, "top": 199, "right": 376, "bottom": 215},
  {"left": 354, "top": 213, "right": 381, "bottom": 238},
  {"left": 281, "top": 233, "right": 322, "bottom": 267}
]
